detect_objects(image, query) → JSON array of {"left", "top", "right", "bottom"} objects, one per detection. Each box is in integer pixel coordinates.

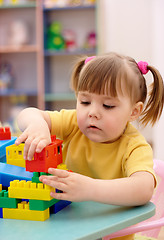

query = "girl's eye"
[
  {"left": 103, "top": 104, "right": 115, "bottom": 109},
  {"left": 81, "top": 101, "right": 90, "bottom": 105}
]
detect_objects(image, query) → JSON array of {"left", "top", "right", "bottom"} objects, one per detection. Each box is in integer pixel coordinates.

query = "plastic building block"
[
  {"left": 6, "top": 143, "right": 25, "bottom": 168},
  {"left": 8, "top": 180, "right": 55, "bottom": 201},
  {"left": 57, "top": 163, "right": 68, "bottom": 170},
  {"left": 0, "top": 208, "right": 2, "bottom": 218},
  {"left": 3, "top": 201, "right": 50, "bottom": 221},
  {"left": 32, "top": 172, "right": 42, "bottom": 183},
  {"left": 32, "top": 172, "right": 51, "bottom": 183},
  {"left": 0, "top": 127, "right": 11, "bottom": 140},
  {"left": 0, "top": 137, "right": 17, "bottom": 163},
  {"left": 0, "top": 190, "right": 21, "bottom": 208},
  {"left": 26, "top": 135, "right": 63, "bottom": 173},
  {"left": 50, "top": 200, "right": 71, "bottom": 214},
  {"left": 0, "top": 162, "right": 32, "bottom": 187},
  {"left": 0, "top": 184, "right": 2, "bottom": 191},
  {"left": 29, "top": 198, "right": 59, "bottom": 211},
  {"left": 0, "top": 156, "right": 6, "bottom": 163}
]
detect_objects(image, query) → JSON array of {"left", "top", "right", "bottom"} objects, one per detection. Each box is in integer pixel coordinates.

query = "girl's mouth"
[{"left": 88, "top": 125, "right": 101, "bottom": 130}]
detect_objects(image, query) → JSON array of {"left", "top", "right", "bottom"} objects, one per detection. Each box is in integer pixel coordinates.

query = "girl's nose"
[{"left": 88, "top": 107, "right": 101, "bottom": 119}]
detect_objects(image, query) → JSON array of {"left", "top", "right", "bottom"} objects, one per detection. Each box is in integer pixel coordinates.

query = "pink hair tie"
[
  {"left": 85, "top": 56, "right": 96, "bottom": 64},
  {"left": 137, "top": 61, "right": 149, "bottom": 74}
]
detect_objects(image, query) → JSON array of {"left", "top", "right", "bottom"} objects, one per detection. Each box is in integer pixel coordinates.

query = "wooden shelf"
[
  {"left": 0, "top": 0, "right": 97, "bottom": 122},
  {"left": 0, "top": 45, "right": 38, "bottom": 53},
  {"left": 43, "top": 5, "right": 96, "bottom": 11},
  {"left": 43, "top": 1, "right": 97, "bottom": 105},
  {"left": 45, "top": 92, "right": 75, "bottom": 102},
  {"left": 0, "top": 2, "right": 36, "bottom": 9},
  {"left": 44, "top": 48, "right": 96, "bottom": 56},
  {"left": 0, "top": 89, "right": 37, "bottom": 97},
  {"left": 0, "top": 0, "right": 44, "bottom": 124}
]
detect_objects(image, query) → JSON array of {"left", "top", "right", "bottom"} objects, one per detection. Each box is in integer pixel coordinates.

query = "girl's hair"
[{"left": 71, "top": 52, "right": 164, "bottom": 126}]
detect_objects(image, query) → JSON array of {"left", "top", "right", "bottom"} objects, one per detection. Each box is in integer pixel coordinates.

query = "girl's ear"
[{"left": 129, "top": 102, "right": 143, "bottom": 122}]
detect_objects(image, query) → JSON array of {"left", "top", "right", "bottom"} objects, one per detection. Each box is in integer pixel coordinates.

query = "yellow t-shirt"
[
  {"left": 48, "top": 109, "right": 155, "bottom": 240},
  {"left": 48, "top": 109, "right": 155, "bottom": 180}
]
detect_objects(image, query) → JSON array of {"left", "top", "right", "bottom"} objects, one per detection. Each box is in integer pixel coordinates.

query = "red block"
[
  {"left": 26, "top": 136, "right": 63, "bottom": 173},
  {"left": 0, "top": 127, "right": 11, "bottom": 140}
]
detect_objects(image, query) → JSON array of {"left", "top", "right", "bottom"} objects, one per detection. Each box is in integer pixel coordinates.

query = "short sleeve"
[
  {"left": 123, "top": 142, "right": 157, "bottom": 187},
  {"left": 46, "top": 109, "right": 78, "bottom": 140}
]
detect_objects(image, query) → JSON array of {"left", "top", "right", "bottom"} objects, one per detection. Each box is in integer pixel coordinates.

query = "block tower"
[{"left": 0, "top": 130, "right": 71, "bottom": 221}]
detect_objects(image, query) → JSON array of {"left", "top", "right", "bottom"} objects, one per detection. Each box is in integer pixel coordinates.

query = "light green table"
[{"left": 0, "top": 201, "right": 155, "bottom": 240}]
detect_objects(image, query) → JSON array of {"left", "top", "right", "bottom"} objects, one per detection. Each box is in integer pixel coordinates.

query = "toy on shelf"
[
  {"left": 43, "top": 0, "right": 96, "bottom": 8},
  {"left": 8, "top": 19, "right": 29, "bottom": 47},
  {"left": 44, "top": 0, "right": 69, "bottom": 8},
  {"left": 83, "top": 0, "right": 95, "bottom": 5},
  {"left": 84, "top": 31, "right": 96, "bottom": 50},
  {"left": 68, "top": 0, "right": 83, "bottom": 6},
  {"left": 0, "top": 62, "right": 14, "bottom": 91},
  {"left": 10, "top": 0, "right": 32, "bottom": 4},
  {"left": 63, "top": 29, "right": 77, "bottom": 51},
  {"left": 46, "top": 22, "right": 65, "bottom": 50},
  {"left": 0, "top": 0, "right": 32, "bottom": 6},
  {"left": 0, "top": 128, "right": 71, "bottom": 221}
]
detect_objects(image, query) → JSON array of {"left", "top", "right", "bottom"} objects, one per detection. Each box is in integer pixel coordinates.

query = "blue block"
[
  {"left": 0, "top": 162, "right": 33, "bottom": 187},
  {"left": 0, "top": 137, "right": 17, "bottom": 163},
  {"left": 50, "top": 200, "right": 71, "bottom": 214},
  {"left": 0, "top": 155, "right": 6, "bottom": 163},
  {"left": 0, "top": 208, "right": 3, "bottom": 218}
]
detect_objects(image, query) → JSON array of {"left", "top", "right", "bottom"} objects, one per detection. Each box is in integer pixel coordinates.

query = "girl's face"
[{"left": 76, "top": 91, "right": 139, "bottom": 143}]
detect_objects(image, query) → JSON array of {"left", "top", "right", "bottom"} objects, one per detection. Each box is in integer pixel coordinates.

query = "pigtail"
[
  {"left": 140, "top": 65, "right": 164, "bottom": 126},
  {"left": 70, "top": 56, "right": 87, "bottom": 93}
]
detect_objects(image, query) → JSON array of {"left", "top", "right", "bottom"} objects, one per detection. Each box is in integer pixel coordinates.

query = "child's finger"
[
  {"left": 39, "top": 175, "right": 58, "bottom": 182},
  {"left": 15, "top": 132, "right": 27, "bottom": 145},
  {"left": 50, "top": 191, "right": 67, "bottom": 201},
  {"left": 24, "top": 137, "right": 36, "bottom": 160},
  {"left": 27, "top": 142, "right": 38, "bottom": 160},
  {"left": 48, "top": 168, "right": 70, "bottom": 178},
  {"left": 42, "top": 178, "right": 67, "bottom": 192},
  {"left": 36, "top": 139, "right": 50, "bottom": 153}
]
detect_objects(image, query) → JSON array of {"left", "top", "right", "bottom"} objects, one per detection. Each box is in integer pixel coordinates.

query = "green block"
[
  {"left": 29, "top": 198, "right": 59, "bottom": 211},
  {"left": 0, "top": 190, "right": 21, "bottom": 208},
  {"left": 32, "top": 172, "right": 51, "bottom": 183}
]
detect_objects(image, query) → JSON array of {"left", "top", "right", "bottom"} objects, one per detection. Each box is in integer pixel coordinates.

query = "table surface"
[{"left": 0, "top": 201, "right": 155, "bottom": 240}]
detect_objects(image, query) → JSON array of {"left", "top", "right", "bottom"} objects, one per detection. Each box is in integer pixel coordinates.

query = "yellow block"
[
  {"left": 8, "top": 180, "right": 55, "bottom": 201},
  {"left": 6, "top": 144, "right": 25, "bottom": 168},
  {"left": 3, "top": 201, "right": 49, "bottom": 221},
  {"left": 57, "top": 163, "right": 68, "bottom": 170}
]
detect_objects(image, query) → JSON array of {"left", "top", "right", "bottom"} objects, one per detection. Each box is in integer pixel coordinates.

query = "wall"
[
  {"left": 152, "top": 0, "right": 164, "bottom": 161},
  {"left": 97, "top": 0, "right": 164, "bottom": 160}
]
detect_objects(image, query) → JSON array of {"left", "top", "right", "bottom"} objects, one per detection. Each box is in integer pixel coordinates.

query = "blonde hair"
[{"left": 71, "top": 52, "right": 164, "bottom": 126}]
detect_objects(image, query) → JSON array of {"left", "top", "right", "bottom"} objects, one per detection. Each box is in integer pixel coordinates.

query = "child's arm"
[
  {"left": 40, "top": 169, "right": 155, "bottom": 206},
  {"left": 15, "top": 107, "right": 51, "bottom": 160}
]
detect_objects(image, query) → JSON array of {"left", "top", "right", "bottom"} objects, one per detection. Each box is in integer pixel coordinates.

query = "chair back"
[
  {"left": 141, "top": 159, "right": 164, "bottom": 237},
  {"left": 103, "top": 159, "right": 164, "bottom": 239}
]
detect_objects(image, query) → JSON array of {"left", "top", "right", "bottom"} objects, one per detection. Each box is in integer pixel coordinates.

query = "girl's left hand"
[{"left": 39, "top": 169, "right": 94, "bottom": 202}]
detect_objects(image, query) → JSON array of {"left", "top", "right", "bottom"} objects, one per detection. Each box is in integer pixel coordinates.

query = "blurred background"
[{"left": 0, "top": 0, "right": 164, "bottom": 161}]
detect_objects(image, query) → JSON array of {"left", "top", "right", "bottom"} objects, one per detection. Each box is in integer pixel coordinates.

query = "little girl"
[{"left": 15, "top": 52, "right": 164, "bottom": 240}]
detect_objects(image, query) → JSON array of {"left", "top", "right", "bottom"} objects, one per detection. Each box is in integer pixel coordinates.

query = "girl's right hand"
[{"left": 15, "top": 120, "right": 51, "bottom": 161}]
